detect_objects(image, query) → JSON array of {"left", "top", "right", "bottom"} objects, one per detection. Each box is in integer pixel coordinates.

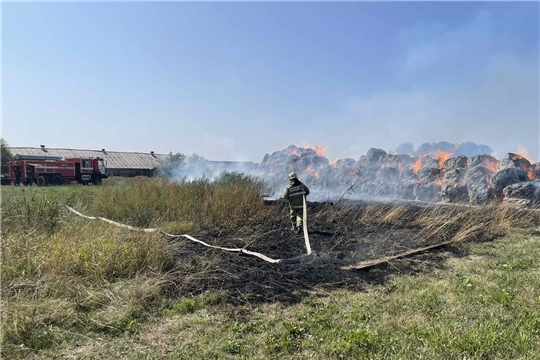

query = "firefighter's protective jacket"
[{"left": 284, "top": 179, "right": 310, "bottom": 209}]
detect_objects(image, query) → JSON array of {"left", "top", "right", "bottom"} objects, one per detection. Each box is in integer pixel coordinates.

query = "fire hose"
[
  {"left": 64, "top": 195, "right": 314, "bottom": 265},
  {"left": 65, "top": 195, "right": 459, "bottom": 269}
]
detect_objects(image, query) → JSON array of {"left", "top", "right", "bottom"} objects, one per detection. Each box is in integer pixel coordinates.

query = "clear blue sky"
[{"left": 3, "top": 2, "right": 539, "bottom": 162}]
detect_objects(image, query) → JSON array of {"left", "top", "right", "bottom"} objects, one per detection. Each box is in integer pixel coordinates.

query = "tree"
[
  {"left": 395, "top": 142, "right": 415, "bottom": 155},
  {"left": 1, "top": 137, "right": 13, "bottom": 175},
  {"left": 156, "top": 152, "right": 187, "bottom": 178},
  {"left": 417, "top": 141, "right": 454, "bottom": 156},
  {"left": 186, "top": 153, "right": 206, "bottom": 164},
  {"left": 455, "top": 142, "right": 493, "bottom": 157}
]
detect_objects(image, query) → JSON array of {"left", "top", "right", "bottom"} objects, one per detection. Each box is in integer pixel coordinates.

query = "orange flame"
[
  {"left": 514, "top": 154, "right": 536, "bottom": 179},
  {"left": 306, "top": 165, "right": 314, "bottom": 173},
  {"left": 300, "top": 142, "right": 328, "bottom": 157},
  {"left": 513, "top": 153, "right": 525, "bottom": 162},
  {"left": 516, "top": 146, "right": 536, "bottom": 163},
  {"left": 483, "top": 158, "right": 498, "bottom": 173},
  {"left": 434, "top": 150, "right": 453, "bottom": 169},
  {"left": 314, "top": 171, "right": 320, "bottom": 178},
  {"left": 513, "top": 148, "right": 536, "bottom": 180},
  {"left": 288, "top": 148, "right": 300, "bottom": 157},
  {"left": 413, "top": 153, "right": 423, "bottom": 174},
  {"left": 329, "top": 158, "right": 339, "bottom": 167},
  {"left": 527, "top": 168, "right": 535, "bottom": 180},
  {"left": 311, "top": 145, "right": 328, "bottom": 157},
  {"left": 436, "top": 179, "right": 442, "bottom": 186}
]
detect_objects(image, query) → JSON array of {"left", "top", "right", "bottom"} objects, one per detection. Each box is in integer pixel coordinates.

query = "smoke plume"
[{"left": 165, "top": 142, "right": 540, "bottom": 206}]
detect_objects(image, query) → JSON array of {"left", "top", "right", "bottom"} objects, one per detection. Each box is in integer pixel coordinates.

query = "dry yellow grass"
[{"left": 2, "top": 177, "right": 540, "bottom": 359}]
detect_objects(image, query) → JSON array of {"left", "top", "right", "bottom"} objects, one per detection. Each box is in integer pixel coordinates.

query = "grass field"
[{"left": 1, "top": 176, "right": 539, "bottom": 359}]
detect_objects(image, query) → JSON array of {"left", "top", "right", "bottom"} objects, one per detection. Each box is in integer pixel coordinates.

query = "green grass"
[
  {"left": 53, "top": 229, "right": 536, "bottom": 360},
  {"left": 1, "top": 177, "right": 540, "bottom": 359}
]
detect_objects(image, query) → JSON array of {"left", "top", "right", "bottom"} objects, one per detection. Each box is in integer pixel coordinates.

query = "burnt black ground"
[{"left": 167, "top": 200, "right": 473, "bottom": 305}]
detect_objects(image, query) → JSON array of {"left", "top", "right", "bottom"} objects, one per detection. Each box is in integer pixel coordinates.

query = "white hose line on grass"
[
  {"left": 303, "top": 195, "right": 312, "bottom": 255},
  {"left": 64, "top": 196, "right": 313, "bottom": 265}
]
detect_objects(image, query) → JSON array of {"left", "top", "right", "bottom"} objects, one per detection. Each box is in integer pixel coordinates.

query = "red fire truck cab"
[{"left": 9, "top": 154, "right": 107, "bottom": 186}]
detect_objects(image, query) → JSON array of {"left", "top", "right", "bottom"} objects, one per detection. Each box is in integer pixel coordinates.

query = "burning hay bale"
[
  {"left": 534, "top": 163, "right": 540, "bottom": 179},
  {"left": 439, "top": 155, "right": 469, "bottom": 203},
  {"left": 419, "top": 155, "right": 439, "bottom": 169},
  {"left": 414, "top": 182, "right": 441, "bottom": 202},
  {"left": 366, "top": 148, "right": 387, "bottom": 165},
  {"left": 394, "top": 181, "right": 416, "bottom": 200},
  {"left": 375, "top": 182, "right": 398, "bottom": 197},
  {"left": 464, "top": 165, "right": 493, "bottom": 205},
  {"left": 440, "top": 169, "right": 469, "bottom": 203},
  {"left": 467, "top": 154, "right": 499, "bottom": 172},
  {"left": 355, "top": 155, "right": 367, "bottom": 169},
  {"left": 443, "top": 155, "right": 468, "bottom": 170},
  {"left": 491, "top": 167, "right": 529, "bottom": 195},
  {"left": 499, "top": 152, "right": 532, "bottom": 170},
  {"left": 276, "top": 147, "right": 538, "bottom": 206},
  {"left": 502, "top": 181, "right": 539, "bottom": 200},
  {"left": 417, "top": 166, "right": 440, "bottom": 183},
  {"left": 377, "top": 154, "right": 414, "bottom": 181},
  {"left": 376, "top": 165, "right": 401, "bottom": 183},
  {"left": 413, "top": 155, "right": 440, "bottom": 182},
  {"left": 502, "top": 181, "right": 540, "bottom": 207},
  {"left": 499, "top": 153, "right": 535, "bottom": 180},
  {"left": 169, "top": 144, "right": 540, "bottom": 208},
  {"left": 334, "top": 158, "right": 356, "bottom": 169}
]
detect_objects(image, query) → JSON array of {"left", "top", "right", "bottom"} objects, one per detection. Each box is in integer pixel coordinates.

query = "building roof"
[{"left": 10, "top": 147, "right": 168, "bottom": 170}]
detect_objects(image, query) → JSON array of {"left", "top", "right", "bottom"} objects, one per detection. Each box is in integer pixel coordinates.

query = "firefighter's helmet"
[{"left": 288, "top": 172, "right": 298, "bottom": 180}]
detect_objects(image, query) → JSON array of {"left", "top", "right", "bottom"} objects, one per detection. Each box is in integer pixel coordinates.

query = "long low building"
[
  {"left": 9, "top": 146, "right": 259, "bottom": 178},
  {"left": 10, "top": 146, "right": 168, "bottom": 177}
]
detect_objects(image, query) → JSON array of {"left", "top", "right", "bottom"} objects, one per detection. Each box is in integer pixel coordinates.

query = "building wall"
[{"left": 106, "top": 168, "right": 156, "bottom": 177}]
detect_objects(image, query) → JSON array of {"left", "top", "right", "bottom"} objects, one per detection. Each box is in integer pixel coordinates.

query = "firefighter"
[
  {"left": 14, "top": 166, "right": 21, "bottom": 186},
  {"left": 26, "top": 165, "right": 34, "bottom": 186},
  {"left": 284, "top": 172, "right": 310, "bottom": 233}
]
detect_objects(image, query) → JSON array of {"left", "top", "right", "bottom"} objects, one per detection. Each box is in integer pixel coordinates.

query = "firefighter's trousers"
[{"left": 290, "top": 206, "right": 303, "bottom": 227}]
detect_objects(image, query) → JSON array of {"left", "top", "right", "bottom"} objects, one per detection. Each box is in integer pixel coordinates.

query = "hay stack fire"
[{"left": 254, "top": 145, "right": 540, "bottom": 207}]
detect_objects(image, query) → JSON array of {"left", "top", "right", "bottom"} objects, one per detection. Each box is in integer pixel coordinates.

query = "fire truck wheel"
[
  {"left": 37, "top": 175, "right": 50, "bottom": 186},
  {"left": 51, "top": 175, "right": 63, "bottom": 186}
]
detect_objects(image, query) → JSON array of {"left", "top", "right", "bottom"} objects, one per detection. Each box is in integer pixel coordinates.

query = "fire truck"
[{"left": 7, "top": 154, "right": 107, "bottom": 186}]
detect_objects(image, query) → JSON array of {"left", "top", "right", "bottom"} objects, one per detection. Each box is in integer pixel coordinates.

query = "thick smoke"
[
  {"left": 170, "top": 160, "right": 259, "bottom": 183},
  {"left": 165, "top": 142, "right": 540, "bottom": 206}
]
